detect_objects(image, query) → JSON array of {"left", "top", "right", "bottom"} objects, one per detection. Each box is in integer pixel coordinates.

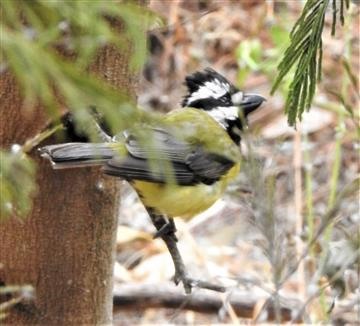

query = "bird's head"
[{"left": 182, "top": 68, "right": 265, "bottom": 144}]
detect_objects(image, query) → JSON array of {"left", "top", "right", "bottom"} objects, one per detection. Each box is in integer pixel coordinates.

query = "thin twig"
[
  {"left": 22, "top": 124, "right": 63, "bottom": 154},
  {"left": 290, "top": 248, "right": 360, "bottom": 323}
]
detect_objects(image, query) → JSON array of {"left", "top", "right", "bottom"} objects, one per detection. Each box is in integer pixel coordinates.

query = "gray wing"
[
  {"left": 39, "top": 143, "right": 114, "bottom": 168},
  {"left": 103, "top": 128, "right": 235, "bottom": 185},
  {"left": 124, "top": 128, "right": 191, "bottom": 162}
]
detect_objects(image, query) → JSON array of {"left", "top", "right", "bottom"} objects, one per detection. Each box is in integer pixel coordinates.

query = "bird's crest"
[{"left": 182, "top": 68, "right": 237, "bottom": 109}]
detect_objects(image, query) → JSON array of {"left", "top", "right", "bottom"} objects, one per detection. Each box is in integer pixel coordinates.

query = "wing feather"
[
  {"left": 104, "top": 129, "right": 235, "bottom": 185},
  {"left": 125, "top": 128, "right": 191, "bottom": 162},
  {"left": 103, "top": 156, "right": 196, "bottom": 185}
]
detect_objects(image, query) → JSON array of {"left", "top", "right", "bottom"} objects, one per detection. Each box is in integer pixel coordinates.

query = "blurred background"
[
  {"left": 114, "top": 0, "right": 359, "bottom": 324},
  {"left": 1, "top": 0, "right": 358, "bottom": 324}
]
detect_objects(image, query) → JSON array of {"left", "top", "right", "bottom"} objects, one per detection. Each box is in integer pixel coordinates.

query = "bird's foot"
[
  {"left": 173, "top": 270, "right": 193, "bottom": 294},
  {"left": 173, "top": 271, "right": 226, "bottom": 294},
  {"left": 153, "top": 218, "right": 178, "bottom": 242}
]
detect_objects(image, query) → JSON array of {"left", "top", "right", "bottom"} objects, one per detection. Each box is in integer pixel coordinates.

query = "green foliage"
[
  {"left": 271, "top": 0, "right": 350, "bottom": 126},
  {"left": 1, "top": 0, "right": 160, "bottom": 136},
  {"left": 0, "top": 150, "right": 36, "bottom": 219},
  {"left": 1, "top": 0, "right": 160, "bottom": 135},
  {"left": 0, "top": 0, "right": 161, "bottom": 219}
]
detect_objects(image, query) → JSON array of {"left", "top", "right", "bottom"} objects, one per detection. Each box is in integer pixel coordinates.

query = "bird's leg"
[
  {"left": 153, "top": 217, "right": 177, "bottom": 240},
  {"left": 145, "top": 208, "right": 193, "bottom": 293},
  {"left": 145, "top": 208, "right": 177, "bottom": 241},
  {"left": 160, "top": 230, "right": 194, "bottom": 294}
]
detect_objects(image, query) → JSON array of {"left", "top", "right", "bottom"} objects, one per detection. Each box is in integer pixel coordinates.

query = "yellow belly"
[{"left": 132, "top": 163, "right": 240, "bottom": 219}]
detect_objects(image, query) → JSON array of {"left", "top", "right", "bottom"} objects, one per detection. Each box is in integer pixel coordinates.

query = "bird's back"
[
  {"left": 163, "top": 108, "right": 241, "bottom": 162},
  {"left": 132, "top": 108, "right": 241, "bottom": 219}
]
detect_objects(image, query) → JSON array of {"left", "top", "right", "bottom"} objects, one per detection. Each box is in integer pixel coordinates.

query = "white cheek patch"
[
  {"left": 186, "top": 79, "right": 230, "bottom": 104},
  {"left": 231, "top": 91, "right": 243, "bottom": 105},
  {"left": 207, "top": 106, "right": 239, "bottom": 128}
]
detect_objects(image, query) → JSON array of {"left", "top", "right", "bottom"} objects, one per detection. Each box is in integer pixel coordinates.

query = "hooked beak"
[{"left": 233, "top": 93, "right": 266, "bottom": 116}]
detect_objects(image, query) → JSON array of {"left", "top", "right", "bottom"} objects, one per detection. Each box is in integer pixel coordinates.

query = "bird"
[{"left": 39, "top": 68, "right": 265, "bottom": 292}]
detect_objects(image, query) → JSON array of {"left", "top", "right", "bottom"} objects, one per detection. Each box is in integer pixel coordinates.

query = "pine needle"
[{"left": 271, "top": 0, "right": 350, "bottom": 126}]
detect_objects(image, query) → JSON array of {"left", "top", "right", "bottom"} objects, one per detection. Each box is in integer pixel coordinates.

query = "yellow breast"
[{"left": 132, "top": 163, "right": 240, "bottom": 219}]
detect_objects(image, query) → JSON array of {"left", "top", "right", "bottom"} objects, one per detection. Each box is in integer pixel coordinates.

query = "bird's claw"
[
  {"left": 174, "top": 271, "right": 194, "bottom": 294},
  {"left": 173, "top": 272, "right": 226, "bottom": 294}
]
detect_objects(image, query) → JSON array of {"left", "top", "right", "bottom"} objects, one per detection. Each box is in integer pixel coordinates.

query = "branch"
[{"left": 113, "top": 283, "right": 302, "bottom": 322}]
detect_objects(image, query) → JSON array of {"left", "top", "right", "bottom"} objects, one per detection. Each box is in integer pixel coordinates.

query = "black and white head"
[{"left": 182, "top": 68, "right": 265, "bottom": 144}]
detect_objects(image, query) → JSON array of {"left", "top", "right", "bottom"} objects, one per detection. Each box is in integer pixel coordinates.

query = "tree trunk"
[{"left": 0, "top": 44, "right": 136, "bottom": 324}]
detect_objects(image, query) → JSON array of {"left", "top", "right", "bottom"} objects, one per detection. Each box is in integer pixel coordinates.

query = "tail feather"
[{"left": 39, "top": 143, "right": 114, "bottom": 169}]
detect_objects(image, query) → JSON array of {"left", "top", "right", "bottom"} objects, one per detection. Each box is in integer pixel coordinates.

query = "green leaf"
[
  {"left": 271, "top": 0, "right": 331, "bottom": 125},
  {"left": 1, "top": 0, "right": 160, "bottom": 136}
]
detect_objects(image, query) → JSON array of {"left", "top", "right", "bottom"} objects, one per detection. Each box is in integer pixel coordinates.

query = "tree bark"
[{"left": 0, "top": 44, "right": 136, "bottom": 324}]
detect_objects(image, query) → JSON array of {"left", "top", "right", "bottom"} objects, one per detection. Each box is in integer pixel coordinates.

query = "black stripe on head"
[
  {"left": 182, "top": 68, "right": 238, "bottom": 110},
  {"left": 185, "top": 95, "right": 233, "bottom": 110}
]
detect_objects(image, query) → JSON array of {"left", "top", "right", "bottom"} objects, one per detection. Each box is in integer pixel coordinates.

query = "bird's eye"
[{"left": 218, "top": 95, "right": 231, "bottom": 105}]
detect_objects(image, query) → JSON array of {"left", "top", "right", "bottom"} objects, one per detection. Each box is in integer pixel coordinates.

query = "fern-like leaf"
[{"left": 271, "top": 0, "right": 350, "bottom": 126}]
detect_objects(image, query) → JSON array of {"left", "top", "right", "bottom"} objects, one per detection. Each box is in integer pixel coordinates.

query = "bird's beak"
[{"left": 233, "top": 93, "right": 266, "bottom": 116}]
